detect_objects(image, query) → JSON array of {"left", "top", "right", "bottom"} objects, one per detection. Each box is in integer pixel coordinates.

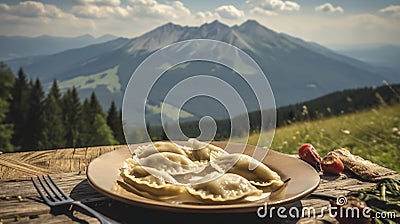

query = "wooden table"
[{"left": 1, "top": 145, "right": 399, "bottom": 224}]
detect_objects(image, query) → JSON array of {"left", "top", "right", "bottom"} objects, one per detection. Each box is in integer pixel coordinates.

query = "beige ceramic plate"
[{"left": 87, "top": 142, "right": 320, "bottom": 213}]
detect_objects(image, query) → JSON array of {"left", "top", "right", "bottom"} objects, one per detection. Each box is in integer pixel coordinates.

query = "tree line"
[
  {"left": 147, "top": 83, "right": 400, "bottom": 141},
  {"left": 2, "top": 61, "right": 399, "bottom": 151},
  {"left": 0, "top": 63, "right": 124, "bottom": 152}
]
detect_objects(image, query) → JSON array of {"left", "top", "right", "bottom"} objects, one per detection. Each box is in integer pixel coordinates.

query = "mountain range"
[
  {"left": 334, "top": 44, "right": 400, "bottom": 74},
  {"left": 4, "top": 20, "right": 399, "bottom": 124},
  {"left": 0, "top": 34, "right": 116, "bottom": 61}
]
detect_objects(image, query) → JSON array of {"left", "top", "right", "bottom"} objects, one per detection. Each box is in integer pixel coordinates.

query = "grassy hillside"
[
  {"left": 245, "top": 104, "right": 400, "bottom": 172},
  {"left": 58, "top": 65, "right": 121, "bottom": 93}
]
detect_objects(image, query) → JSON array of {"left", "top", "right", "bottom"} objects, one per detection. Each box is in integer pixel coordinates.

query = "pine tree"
[
  {"left": 48, "top": 79, "right": 61, "bottom": 100},
  {"left": 80, "top": 98, "right": 91, "bottom": 146},
  {"left": 91, "top": 114, "right": 118, "bottom": 146},
  {"left": 8, "top": 68, "right": 31, "bottom": 150},
  {"left": 61, "top": 87, "right": 83, "bottom": 148},
  {"left": 107, "top": 101, "right": 125, "bottom": 144},
  {"left": 119, "top": 109, "right": 125, "bottom": 143},
  {"left": 0, "top": 63, "right": 15, "bottom": 152},
  {"left": 40, "top": 80, "right": 65, "bottom": 149},
  {"left": 24, "top": 79, "right": 45, "bottom": 151},
  {"left": 80, "top": 92, "right": 116, "bottom": 146},
  {"left": 89, "top": 92, "right": 103, "bottom": 116}
]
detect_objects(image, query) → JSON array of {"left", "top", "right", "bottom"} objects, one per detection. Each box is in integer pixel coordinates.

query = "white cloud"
[
  {"left": 71, "top": 0, "right": 191, "bottom": 20},
  {"left": 215, "top": 5, "right": 244, "bottom": 19},
  {"left": 0, "top": 2, "right": 95, "bottom": 37},
  {"left": 71, "top": 0, "right": 133, "bottom": 19},
  {"left": 170, "top": 1, "right": 191, "bottom": 16},
  {"left": 0, "top": 3, "right": 11, "bottom": 12},
  {"left": 76, "top": 0, "right": 121, "bottom": 6},
  {"left": 379, "top": 5, "right": 400, "bottom": 17},
  {"left": 0, "top": 1, "right": 64, "bottom": 18},
  {"left": 128, "top": 0, "right": 191, "bottom": 20},
  {"left": 196, "top": 10, "right": 215, "bottom": 19},
  {"left": 249, "top": 6, "right": 278, "bottom": 16},
  {"left": 195, "top": 5, "right": 245, "bottom": 22},
  {"left": 130, "top": 0, "right": 157, "bottom": 6},
  {"left": 315, "top": 3, "right": 344, "bottom": 13},
  {"left": 246, "top": 0, "right": 300, "bottom": 12},
  {"left": 71, "top": 4, "right": 131, "bottom": 19},
  {"left": 195, "top": 10, "right": 221, "bottom": 24}
]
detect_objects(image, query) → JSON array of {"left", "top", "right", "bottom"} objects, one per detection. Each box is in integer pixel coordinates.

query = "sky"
[{"left": 0, "top": 0, "right": 399, "bottom": 46}]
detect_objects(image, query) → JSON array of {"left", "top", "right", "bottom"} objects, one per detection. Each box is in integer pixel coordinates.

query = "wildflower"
[
  {"left": 341, "top": 129, "right": 350, "bottom": 135},
  {"left": 326, "top": 107, "right": 332, "bottom": 113},
  {"left": 301, "top": 105, "right": 309, "bottom": 116},
  {"left": 392, "top": 127, "right": 400, "bottom": 136}
]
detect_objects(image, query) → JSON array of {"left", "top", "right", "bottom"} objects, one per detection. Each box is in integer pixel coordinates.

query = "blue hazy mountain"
[
  {"left": 0, "top": 34, "right": 117, "bottom": 61},
  {"left": 334, "top": 44, "right": 400, "bottom": 75}
]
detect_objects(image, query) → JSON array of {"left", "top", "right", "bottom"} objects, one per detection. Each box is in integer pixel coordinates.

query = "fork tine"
[
  {"left": 43, "top": 175, "right": 65, "bottom": 201},
  {"left": 33, "top": 176, "right": 110, "bottom": 224},
  {"left": 37, "top": 175, "right": 58, "bottom": 203},
  {"left": 47, "top": 175, "right": 71, "bottom": 199},
  {"left": 32, "top": 176, "right": 52, "bottom": 205}
]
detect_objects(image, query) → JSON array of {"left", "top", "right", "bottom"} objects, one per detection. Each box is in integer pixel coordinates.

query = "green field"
[
  {"left": 58, "top": 65, "right": 121, "bottom": 93},
  {"left": 245, "top": 104, "right": 400, "bottom": 172}
]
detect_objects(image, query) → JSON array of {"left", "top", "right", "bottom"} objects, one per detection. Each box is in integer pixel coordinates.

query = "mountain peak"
[
  {"left": 160, "top": 22, "right": 183, "bottom": 30},
  {"left": 200, "top": 20, "right": 229, "bottom": 29},
  {"left": 236, "top": 19, "right": 276, "bottom": 36},
  {"left": 241, "top": 19, "right": 261, "bottom": 27},
  {"left": 77, "top": 34, "right": 95, "bottom": 39}
]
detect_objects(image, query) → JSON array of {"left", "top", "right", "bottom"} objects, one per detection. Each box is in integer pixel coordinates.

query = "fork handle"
[{"left": 71, "top": 201, "right": 111, "bottom": 224}]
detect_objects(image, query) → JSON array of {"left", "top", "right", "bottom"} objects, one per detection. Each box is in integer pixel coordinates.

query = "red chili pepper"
[
  {"left": 298, "top": 143, "right": 322, "bottom": 171},
  {"left": 322, "top": 153, "right": 344, "bottom": 175}
]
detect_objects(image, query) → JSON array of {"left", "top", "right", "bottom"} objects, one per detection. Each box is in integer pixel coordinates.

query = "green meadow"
[{"left": 246, "top": 104, "right": 400, "bottom": 172}]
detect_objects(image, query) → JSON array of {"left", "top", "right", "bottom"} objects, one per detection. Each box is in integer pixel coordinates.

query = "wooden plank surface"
[
  {"left": 2, "top": 171, "right": 399, "bottom": 224},
  {"left": 0, "top": 145, "right": 399, "bottom": 224},
  {"left": 0, "top": 145, "right": 127, "bottom": 180}
]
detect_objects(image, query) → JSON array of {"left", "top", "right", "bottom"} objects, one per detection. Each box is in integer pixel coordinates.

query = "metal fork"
[{"left": 32, "top": 175, "right": 110, "bottom": 224}]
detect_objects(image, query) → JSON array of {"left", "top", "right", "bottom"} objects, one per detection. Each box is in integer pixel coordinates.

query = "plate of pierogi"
[{"left": 87, "top": 140, "right": 320, "bottom": 213}]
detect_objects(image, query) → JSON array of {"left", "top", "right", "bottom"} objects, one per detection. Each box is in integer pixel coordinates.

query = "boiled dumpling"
[
  {"left": 138, "top": 152, "right": 206, "bottom": 175},
  {"left": 120, "top": 165, "right": 186, "bottom": 197},
  {"left": 187, "top": 173, "right": 262, "bottom": 202},
  {"left": 187, "top": 138, "right": 227, "bottom": 161},
  {"left": 123, "top": 157, "right": 139, "bottom": 168},
  {"left": 211, "top": 153, "right": 284, "bottom": 191},
  {"left": 119, "top": 140, "right": 285, "bottom": 204},
  {"left": 133, "top": 141, "right": 188, "bottom": 159}
]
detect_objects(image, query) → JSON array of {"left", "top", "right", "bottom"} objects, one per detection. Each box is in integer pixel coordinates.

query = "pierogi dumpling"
[
  {"left": 120, "top": 165, "right": 186, "bottom": 197},
  {"left": 187, "top": 173, "right": 262, "bottom": 202},
  {"left": 133, "top": 141, "right": 188, "bottom": 159},
  {"left": 138, "top": 152, "right": 206, "bottom": 175},
  {"left": 211, "top": 153, "right": 284, "bottom": 190},
  {"left": 187, "top": 138, "right": 227, "bottom": 161}
]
